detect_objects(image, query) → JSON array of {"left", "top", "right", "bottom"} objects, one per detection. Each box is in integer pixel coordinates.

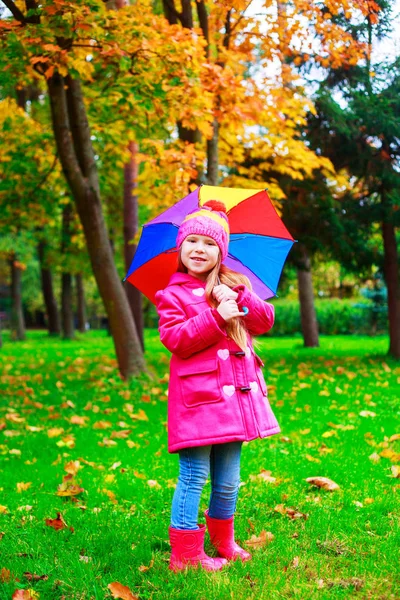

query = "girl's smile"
[{"left": 181, "top": 234, "right": 220, "bottom": 280}]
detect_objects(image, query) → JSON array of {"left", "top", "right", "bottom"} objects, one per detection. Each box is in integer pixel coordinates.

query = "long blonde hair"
[{"left": 178, "top": 252, "right": 252, "bottom": 351}]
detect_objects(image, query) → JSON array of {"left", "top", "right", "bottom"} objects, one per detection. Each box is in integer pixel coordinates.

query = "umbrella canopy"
[{"left": 125, "top": 185, "right": 295, "bottom": 303}]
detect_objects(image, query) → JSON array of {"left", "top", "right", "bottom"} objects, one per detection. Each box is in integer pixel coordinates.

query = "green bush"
[
  {"left": 144, "top": 297, "right": 388, "bottom": 336},
  {"left": 271, "top": 298, "right": 388, "bottom": 336}
]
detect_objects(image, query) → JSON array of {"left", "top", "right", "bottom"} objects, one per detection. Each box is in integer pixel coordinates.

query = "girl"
[{"left": 155, "top": 200, "right": 280, "bottom": 572}]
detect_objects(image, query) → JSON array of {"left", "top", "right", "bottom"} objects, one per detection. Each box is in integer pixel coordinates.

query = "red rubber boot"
[
  {"left": 205, "top": 510, "right": 252, "bottom": 562},
  {"left": 169, "top": 524, "right": 228, "bottom": 572}
]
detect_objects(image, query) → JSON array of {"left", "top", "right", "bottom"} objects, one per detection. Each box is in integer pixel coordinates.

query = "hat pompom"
[{"left": 203, "top": 200, "right": 227, "bottom": 214}]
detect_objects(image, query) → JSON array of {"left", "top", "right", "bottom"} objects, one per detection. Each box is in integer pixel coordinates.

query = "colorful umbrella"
[{"left": 125, "top": 185, "right": 295, "bottom": 303}]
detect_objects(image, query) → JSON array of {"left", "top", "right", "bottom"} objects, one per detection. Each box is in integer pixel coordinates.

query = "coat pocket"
[
  {"left": 255, "top": 354, "right": 268, "bottom": 396},
  {"left": 178, "top": 359, "right": 222, "bottom": 408}
]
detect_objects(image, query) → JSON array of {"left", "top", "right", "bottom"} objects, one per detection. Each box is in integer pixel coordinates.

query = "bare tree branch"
[{"left": 1, "top": 0, "right": 26, "bottom": 22}]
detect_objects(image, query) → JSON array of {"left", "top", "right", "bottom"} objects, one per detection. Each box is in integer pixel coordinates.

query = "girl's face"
[{"left": 180, "top": 234, "right": 220, "bottom": 280}]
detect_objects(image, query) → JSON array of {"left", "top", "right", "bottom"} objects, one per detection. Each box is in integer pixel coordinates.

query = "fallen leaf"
[
  {"left": 47, "top": 428, "right": 64, "bottom": 438},
  {"left": 45, "top": 512, "right": 68, "bottom": 531},
  {"left": 108, "top": 582, "right": 139, "bottom": 600},
  {"left": 322, "top": 430, "right": 337, "bottom": 438},
  {"left": 389, "top": 433, "right": 400, "bottom": 442},
  {"left": 359, "top": 411, "right": 376, "bottom": 418},
  {"left": 93, "top": 421, "right": 112, "bottom": 429},
  {"left": 326, "top": 577, "right": 364, "bottom": 590},
  {"left": 70, "top": 415, "right": 88, "bottom": 426},
  {"left": 111, "top": 430, "right": 131, "bottom": 439},
  {"left": 369, "top": 452, "right": 380, "bottom": 463},
  {"left": 130, "top": 409, "right": 148, "bottom": 422},
  {"left": 391, "top": 465, "right": 400, "bottom": 478},
  {"left": 245, "top": 530, "right": 274, "bottom": 549},
  {"left": 286, "top": 508, "right": 309, "bottom": 520},
  {"left": 257, "top": 470, "right": 277, "bottom": 483},
  {"left": 23, "top": 572, "right": 48, "bottom": 582},
  {"left": 103, "top": 489, "right": 118, "bottom": 504},
  {"left": 17, "top": 482, "right": 32, "bottom": 493},
  {"left": 64, "top": 461, "right": 81, "bottom": 475},
  {"left": 0, "top": 506, "right": 8, "bottom": 514},
  {"left": 306, "top": 477, "right": 340, "bottom": 491},
  {"left": 138, "top": 559, "right": 154, "bottom": 572},
  {"left": 305, "top": 454, "right": 321, "bottom": 463},
  {"left": 12, "top": 589, "right": 38, "bottom": 599},
  {"left": 0, "top": 568, "right": 12, "bottom": 582},
  {"left": 56, "top": 481, "right": 84, "bottom": 497},
  {"left": 147, "top": 480, "right": 160, "bottom": 488}
]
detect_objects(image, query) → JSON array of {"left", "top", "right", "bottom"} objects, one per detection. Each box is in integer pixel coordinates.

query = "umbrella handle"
[{"left": 242, "top": 306, "right": 249, "bottom": 315}]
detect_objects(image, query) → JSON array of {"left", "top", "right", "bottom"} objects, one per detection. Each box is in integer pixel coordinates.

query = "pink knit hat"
[{"left": 176, "top": 200, "right": 230, "bottom": 260}]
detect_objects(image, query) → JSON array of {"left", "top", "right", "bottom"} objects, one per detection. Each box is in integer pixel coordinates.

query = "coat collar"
[{"left": 168, "top": 272, "right": 207, "bottom": 288}]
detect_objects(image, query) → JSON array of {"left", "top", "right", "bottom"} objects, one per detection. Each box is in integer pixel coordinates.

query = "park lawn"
[{"left": 0, "top": 330, "right": 399, "bottom": 600}]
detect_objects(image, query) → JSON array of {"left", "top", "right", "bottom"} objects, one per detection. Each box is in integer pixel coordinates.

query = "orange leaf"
[
  {"left": 12, "top": 591, "right": 37, "bottom": 600},
  {"left": 0, "top": 568, "right": 12, "bottom": 582},
  {"left": 45, "top": 512, "right": 68, "bottom": 531},
  {"left": 108, "top": 582, "right": 139, "bottom": 600},
  {"left": 245, "top": 530, "right": 274, "bottom": 549}
]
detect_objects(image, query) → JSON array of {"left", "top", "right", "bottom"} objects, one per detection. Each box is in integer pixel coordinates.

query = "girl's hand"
[
  {"left": 217, "top": 299, "right": 245, "bottom": 321},
  {"left": 213, "top": 284, "right": 238, "bottom": 303}
]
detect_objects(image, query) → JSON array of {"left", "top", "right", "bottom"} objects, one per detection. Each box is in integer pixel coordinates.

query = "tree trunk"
[
  {"left": 61, "top": 272, "right": 74, "bottom": 339},
  {"left": 61, "top": 203, "right": 75, "bottom": 339},
  {"left": 38, "top": 240, "right": 61, "bottom": 335},
  {"left": 382, "top": 220, "right": 400, "bottom": 359},
  {"left": 163, "top": 0, "right": 202, "bottom": 185},
  {"left": 123, "top": 141, "right": 144, "bottom": 350},
  {"left": 296, "top": 244, "right": 319, "bottom": 347},
  {"left": 206, "top": 118, "right": 219, "bottom": 185},
  {"left": 47, "top": 71, "right": 145, "bottom": 378},
  {"left": 9, "top": 253, "right": 26, "bottom": 341},
  {"left": 75, "top": 273, "right": 87, "bottom": 333}
]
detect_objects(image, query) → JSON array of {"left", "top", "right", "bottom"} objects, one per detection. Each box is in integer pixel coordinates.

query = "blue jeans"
[{"left": 170, "top": 442, "right": 243, "bottom": 530}]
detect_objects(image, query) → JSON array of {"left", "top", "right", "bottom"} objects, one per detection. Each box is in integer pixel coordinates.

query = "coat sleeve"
[
  {"left": 233, "top": 284, "right": 275, "bottom": 336},
  {"left": 155, "top": 288, "right": 228, "bottom": 359}
]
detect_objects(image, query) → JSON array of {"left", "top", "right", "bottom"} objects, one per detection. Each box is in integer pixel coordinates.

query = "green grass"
[{"left": 0, "top": 330, "right": 399, "bottom": 600}]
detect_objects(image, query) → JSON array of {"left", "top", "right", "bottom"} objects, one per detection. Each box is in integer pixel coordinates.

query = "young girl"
[{"left": 155, "top": 200, "right": 280, "bottom": 572}]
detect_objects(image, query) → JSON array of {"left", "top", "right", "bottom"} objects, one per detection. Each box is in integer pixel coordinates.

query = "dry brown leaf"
[
  {"left": 45, "top": 512, "right": 69, "bottom": 531},
  {"left": 306, "top": 477, "right": 340, "bottom": 491},
  {"left": 286, "top": 508, "right": 309, "bottom": 520},
  {"left": 322, "top": 430, "right": 337, "bottom": 438},
  {"left": 93, "top": 420, "right": 112, "bottom": 429},
  {"left": 12, "top": 589, "right": 38, "bottom": 599},
  {"left": 130, "top": 409, "right": 148, "bottom": 422},
  {"left": 0, "top": 506, "right": 8, "bottom": 514},
  {"left": 103, "top": 489, "right": 118, "bottom": 504},
  {"left": 108, "top": 582, "right": 139, "bottom": 600},
  {"left": 0, "top": 568, "right": 11, "bottom": 582},
  {"left": 98, "top": 438, "right": 117, "bottom": 447},
  {"left": 389, "top": 433, "right": 400, "bottom": 442},
  {"left": 23, "top": 572, "right": 48, "bottom": 582},
  {"left": 256, "top": 470, "right": 277, "bottom": 483},
  {"left": 111, "top": 430, "right": 131, "bottom": 439},
  {"left": 391, "top": 465, "right": 400, "bottom": 478},
  {"left": 70, "top": 415, "right": 88, "bottom": 426},
  {"left": 138, "top": 559, "right": 154, "bottom": 572},
  {"left": 64, "top": 460, "right": 81, "bottom": 475},
  {"left": 245, "top": 530, "right": 274, "bottom": 549},
  {"left": 56, "top": 482, "right": 84, "bottom": 497}
]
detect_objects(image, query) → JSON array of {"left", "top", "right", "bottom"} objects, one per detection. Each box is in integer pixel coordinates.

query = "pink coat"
[{"left": 155, "top": 273, "right": 280, "bottom": 453}]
